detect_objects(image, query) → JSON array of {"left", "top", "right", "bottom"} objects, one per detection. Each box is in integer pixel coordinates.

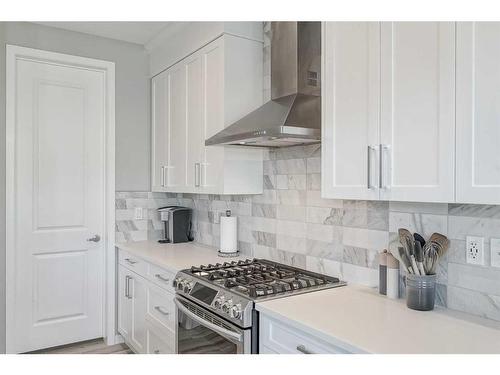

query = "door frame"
[{"left": 5, "top": 45, "right": 116, "bottom": 353}]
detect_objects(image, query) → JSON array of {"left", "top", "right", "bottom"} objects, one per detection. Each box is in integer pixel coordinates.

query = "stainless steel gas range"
[{"left": 173, "top": 258, "right": 346, "bottom": 354}]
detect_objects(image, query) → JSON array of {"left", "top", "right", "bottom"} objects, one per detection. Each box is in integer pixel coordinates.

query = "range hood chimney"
[{"left": 205, "top": 22, "right": 321, "bottom": 147}]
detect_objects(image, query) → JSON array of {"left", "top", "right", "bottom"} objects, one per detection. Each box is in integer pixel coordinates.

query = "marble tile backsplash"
[{"left": 116, "top": 143, "right": 500, "bottom": 322}]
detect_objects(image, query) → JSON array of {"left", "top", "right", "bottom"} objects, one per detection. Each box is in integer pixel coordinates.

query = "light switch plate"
[
  {"left": 466, "top": 236, "right": 484, "bottom": 265},
  {"left": 134, "top": 207, "right": 144, "bottom": 220},
  {"left": 491, "top": 238, "right": 500, "bottom": 268}
]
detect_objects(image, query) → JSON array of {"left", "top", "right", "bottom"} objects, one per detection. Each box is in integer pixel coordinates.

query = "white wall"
[{"left": 0, "top": 21, "right": 152, "bottom": 352}]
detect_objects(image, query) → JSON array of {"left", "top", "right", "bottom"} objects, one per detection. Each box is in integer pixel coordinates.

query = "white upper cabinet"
[
  {"left": 456, "top": 22, "right": 500, "bottom": 204},
  {"left": 151, "top": 34, "right": 263, "bottom": 194},
  {"left": 321, "top": 22, "right": 381, "bottom": 200},
  {"left": 380, "top": 22, "right": 455, "bottom": 202},
  {"left": 322, "top": 22, "right": 456, "bottom": 203}
]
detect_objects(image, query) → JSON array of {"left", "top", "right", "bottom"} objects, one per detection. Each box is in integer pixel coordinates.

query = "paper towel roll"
[{"left": 220, "top": 215, "right": 238, "bottom": 253}]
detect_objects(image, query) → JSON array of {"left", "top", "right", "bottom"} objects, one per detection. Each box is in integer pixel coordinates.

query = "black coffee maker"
[{"left": 157, "top": 206, "right": 193, "bottom": 243}]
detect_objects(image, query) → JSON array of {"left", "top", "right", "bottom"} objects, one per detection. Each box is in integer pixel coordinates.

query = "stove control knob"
[
  {"left": 229, "top": 304, "right": 242, "bottom": 319},
  {"left": 177, "top": 279, "right": 186, "bottom": 291},
  {"left": 183, "top": 281, "right": 195, "bottom": 294},
  {"left": 221, "top": 299, "right": 233, "bottom": 314},
  {"left": 213, "top": 296, "right": 225, "bottom": 309},
  {"left": 172, "top": 278, "right": 180, "bottom": 288}
]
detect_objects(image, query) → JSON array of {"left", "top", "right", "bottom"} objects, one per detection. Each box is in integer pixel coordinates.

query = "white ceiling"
[{"left": 35, "top": 22, "right": 172, "bottom": 45}]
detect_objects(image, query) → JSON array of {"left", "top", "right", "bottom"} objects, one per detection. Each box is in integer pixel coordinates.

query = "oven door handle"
[{"left": 174, "top": 298, "right": 243, "bottom": 343}]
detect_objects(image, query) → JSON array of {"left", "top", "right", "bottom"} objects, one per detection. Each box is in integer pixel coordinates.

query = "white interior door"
[
  {"left": 321, "top": 22, "right": 381, "bottom": 200},
  {"left": 7, "top": 47, "right": 108, "bottom": 353},
  {"left": 380, "top": 22, "right": 455, "bottom": 203},
  {"left": 456, "top": 22, "right": 500, "bottom": 204}
]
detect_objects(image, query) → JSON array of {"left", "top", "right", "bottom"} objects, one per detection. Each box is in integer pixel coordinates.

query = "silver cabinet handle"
[
  {"left": 296, "top": 345, "right": 314, "bottom": 354},
  {"left": 125, "top": 275, "right": 129, "bottom": 298},
  {"left": 160, "top": 166, "right": 165, "bottom": 187},
  {"left": 125, "top": 275, "right": 132, "bottom": 299},
  {"left": 155, "top": 274, "right": 170, "bottom": 283},
  {"left": 194, "top": 163, "right": 201, "bottom": 187},
  {"left": 87, "top": 234, "right": 101, "bottom": 242},
  {"left": 379, "top": 144, "right": 390, "bottom": 189},
  {"left": 154, "top": 306, "right": 170, "bottom": 316},
  {"left": 125, "top": 258, "right": 138, "bottom": 265},
  {"left": 367, "top": 146, "right": 377, "bottom": 189}
]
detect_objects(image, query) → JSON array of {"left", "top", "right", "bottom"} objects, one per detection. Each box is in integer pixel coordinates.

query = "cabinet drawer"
[
  {"left": 147, "top": 263, "right": 176, "bottom": 293},
  {"left": 147, "top": 283, "right": 175, "bottom": 333},
  {"left": 260, "top": 316, "right": 351, "bottom": 354},
  {"left": 147, "top": 325, "right": 175, "bottom": 354},
  {"left": 119, "top": 249, "right": 148, "bottom": 277}
]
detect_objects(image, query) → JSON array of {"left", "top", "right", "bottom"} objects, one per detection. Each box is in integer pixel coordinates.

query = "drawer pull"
[
  {"left": 153, "top": 349, "right": 160, "bottom": 354},
  {"left": 154, "top": 306, "right": 170, "bottom": 316},
  {"left": 155, "top": 274, "right": 170, "bottom": 283},
  {"left": 124, "top": 258, "right": 138, "bottom": 265},
  {"left": 296, "top": 345, "right": 314, "bottom": 354}
]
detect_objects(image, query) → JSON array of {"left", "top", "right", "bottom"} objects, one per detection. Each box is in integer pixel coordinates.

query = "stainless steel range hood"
[{"left": 205, "top": 22, "right": 321, "bottom": 147}]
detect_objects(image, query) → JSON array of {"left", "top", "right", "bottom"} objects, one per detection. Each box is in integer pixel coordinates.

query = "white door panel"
[
  {"left": 151, "top": 73, "right": 169, "bottom": 191},
  {"left": 202, "top": 40, "right": 225, "bottom": 192},
  {"left": 456, "top": 22, "right": 500, "bottom": 204},
  {"left": 166, "top": 65, "right": 187, "bottom": 189},
  {"left": 186, "top": 54, "right": 204, "bottom": 189},
  {"left": 380, "top": 22, "right": 455, "bottom": 202},
  {"left": 12, "top": 56, "right": 105, "bottom": 353},
  {"left": 322, "top": 22, "right": 381, "bottom": 200}
]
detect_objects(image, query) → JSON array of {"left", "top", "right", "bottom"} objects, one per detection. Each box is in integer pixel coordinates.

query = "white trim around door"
[{"left": 5, "top": 45, "right": 116, "bottom": 353}]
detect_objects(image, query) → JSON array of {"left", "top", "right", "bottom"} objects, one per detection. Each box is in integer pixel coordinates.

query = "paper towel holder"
[{"left": 218, "top": 210, "right": 240, "bottom": 258}]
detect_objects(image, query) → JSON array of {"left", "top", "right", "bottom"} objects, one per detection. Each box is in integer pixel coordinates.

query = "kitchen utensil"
[
  {"left": 414, "top": 240, "right": 426, "bottom": 275},
  {"left": 398, "top": 246, "right": 414, "bottom": 274},
  {"left": 398, "top": 228, "right": 414, "bottom": 262},
  {"left": 429, "top": 232, "right": 450, "bottom": 259},
  {"left": 379, "top": 250, "right": 388, "bottom": 295},
  {"left": 423, "top": 243, "right": 439, "bottom": 275},
  {"left": 410, "top": 254, "right": 421, "bottom": 276},
  {"left": 413, "top": 232, "right": 426, "bottom": 248}
]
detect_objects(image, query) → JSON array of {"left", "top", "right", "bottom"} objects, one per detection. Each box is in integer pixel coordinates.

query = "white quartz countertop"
[
  {"left": 256, "top": 285, "right": 500, "bottom": 354},
  {"left": 116, "top": 240, "right": 247, "bottom": 273}
]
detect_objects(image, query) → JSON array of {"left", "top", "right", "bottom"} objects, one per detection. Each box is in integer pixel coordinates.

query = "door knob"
[{"left": 87, "top": 234, "right": 101, "bottom": 242}]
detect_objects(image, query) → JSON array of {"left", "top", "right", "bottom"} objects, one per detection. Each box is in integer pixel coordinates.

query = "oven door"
[{"left": 174, "top": 295, "right": 251, "bottom": 354}]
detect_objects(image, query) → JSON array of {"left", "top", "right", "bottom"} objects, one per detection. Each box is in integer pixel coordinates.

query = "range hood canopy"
[{"left": 205, "top": 22, "right": 321, "bottom": 147}]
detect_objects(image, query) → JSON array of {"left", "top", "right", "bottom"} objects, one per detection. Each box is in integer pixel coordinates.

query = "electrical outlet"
[
  {"left": 491, "top": 238, "right": 500, "bottom": 268},
  {"left": 466, "top": 236, "right": 484, "bottom": 265},
  {"left": 134, "top": 207, "right": 144, "bottom": 220}
]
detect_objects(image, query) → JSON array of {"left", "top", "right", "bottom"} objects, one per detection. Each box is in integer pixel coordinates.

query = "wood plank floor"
[{"left": 28, "top": 339, "right": 133, "bottom": 354}]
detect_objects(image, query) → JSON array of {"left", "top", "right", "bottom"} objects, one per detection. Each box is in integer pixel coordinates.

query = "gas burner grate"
[{"left": 187, "top": 258, "right": 340, "bottom": 299}]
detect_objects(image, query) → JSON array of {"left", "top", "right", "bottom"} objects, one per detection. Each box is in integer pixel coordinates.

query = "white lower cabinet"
[
  {"left": 259, "top": 315, "right": 355, "bottom": 354},
  {"left": 118, "top": 250, "right": 176, "bottom": 354}
]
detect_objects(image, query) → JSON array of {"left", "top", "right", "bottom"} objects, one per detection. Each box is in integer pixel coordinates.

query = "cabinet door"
[
  {"left": 151, "top": 72, "right": 168, "bottom": 191},
  {"left": 130, "top": 274, "right": 147, "bottom": 353},
  {"left": 201, "top": 39, "right": 225, "bottom": 192},
  {"left": 456, "top": 22, "right": 500, "bottom": 204},
  {"left": 321, "top": 22, "right": 381, "bottom": 200},
  {"left": 165, "top": 64, "right": 187, "bottom": 190},
  {"left": 185, "top": 53, "right": 204, "bottom": 190},
  {"left": 380, "top": 22, "right": 455, "bottom": 203},
  {"left": 117, "top": 267, "right": 132, "bottom": 341}
]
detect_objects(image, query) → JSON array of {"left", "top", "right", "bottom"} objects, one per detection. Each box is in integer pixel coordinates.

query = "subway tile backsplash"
[{"left": 116, "top": 143, "right": 500, "bottom": 323}]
